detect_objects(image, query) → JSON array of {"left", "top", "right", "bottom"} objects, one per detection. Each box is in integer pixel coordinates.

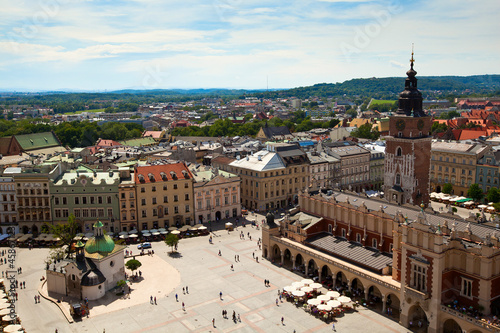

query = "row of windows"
[
  {"left": 197, "top": 187, "right": 237, "bottom": 197},
  {"left": 197, "top": 196, "right": 237, "bottom": 209},
  {"left": 1, "top": 195, "right": 15, "bottom": 202},
  {"left": 140, "top": 194, "right": 189, "bottom": 206},
  {"left": 141, "top": 205, "right": 189, "bottom": 217},
  {"left": 71, "top": 208, "right": 114, "bottom": 219},
  {"left": 432, "top": 155, "right": 474, "bottom": 165},
  {"left": 342, "top": 166, "right": 369, "bottom": 175},
  {"left": 17, "top": 189, "right": 49, "bottom": 195},
  {"left": 139, "top": 183, "right": 188, "bottom": 193},
  {"left": 431, "top": 165, "right": 473, "bottom": 176},
  {"left": 0, "top": 184, "right": 14, "bottom": 191},
  {"left": 55, "top": 196, "right": 113, "bottom": 205}
]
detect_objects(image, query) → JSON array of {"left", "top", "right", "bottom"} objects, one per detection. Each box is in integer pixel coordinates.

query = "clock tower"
[{"left": 384, "top": 51, "right": 432, "bottom": 205}]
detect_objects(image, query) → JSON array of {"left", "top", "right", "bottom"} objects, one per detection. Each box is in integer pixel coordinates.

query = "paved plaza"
[{"left": 14, "top": 216, "right": 408, "bottom": 333}]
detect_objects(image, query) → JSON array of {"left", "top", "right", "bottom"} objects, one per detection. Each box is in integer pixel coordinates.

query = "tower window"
[
  {"left": 398, "top": 132, "right": 403, "bottom": 138},
  {"left": 396, "top": 147, "right": 402, "bottom": 156},
  {"left": 396, "top": 174, "right": 401, "bottom": 185}
]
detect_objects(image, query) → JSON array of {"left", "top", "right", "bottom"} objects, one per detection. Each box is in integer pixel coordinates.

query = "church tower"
[{"left": 384, "top": 51, "right": 432, "bottom": 205}]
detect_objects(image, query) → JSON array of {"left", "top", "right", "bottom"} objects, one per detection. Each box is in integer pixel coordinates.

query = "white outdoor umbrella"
[
  {"left": 0, "top": 308, "right": 11, "bottom": 315},
  {"left": 292, "top": 282, "right": 305, "bottom": 289},
  {"left": 310, "top": 283, "right": 323, "bottom": 289},
  {"left": 160, "top": 231, "right": 168, "bottom": 234},
  {"left": 129, "top": 234, "right": 138, "bottom": 238},
  {"left": 478, "top": 205, "right": 488, "bottom": 209},
  {"left": 198, "top": 226, "right": 208, "bottom": 230},
  {"left": 301, "top": 286, "right": 313, "bottom": 293},
  {"left": 152, "top": 232, "right": 160, "bottom": 236},
  {"left": 317, "top": 295, "right": 330, "bottom": 302},
  {"left": 142, "top": 233, "right": 152, "bottom": 237},
  {"left": 129, "top": 229, "right": 138, "bottom": 234},
  {"left": 149, "top": 229, "right": 158, "bottom": 233},
  {"left": 292, "top": 290, "right": 305, "bottom": 297},
  {"left": 337, "top": 296, "right": 352, "bottom": 304},
  {"left": 141, "top": 229, "right": 150, "bottom": 234},
  {"left": 283, "top": 286, "right": 297, "bottom": 293},
  {"left": 487, "top": 207, "right": 496, "bottom": 210},
  {"left": 119, "top": 234, "right": 128, "bottom": 239},
  {"left": 3, "top": 324, "right": 23, "bottom": 332},
  {"left": 225, "top": 222, "right": 233, "bottom": 226},
  {"left": 326, "top": 291, "right": 340, "bottom": 299},
  {"left": 2, "top": 314, "right": 18, "bottom": 321},
  {"left": 327, "top": 300, "right": 342, "bottom": 308},
  {"left": 119, "top": 231, "right": 128, "bottom": 236},
  {"left": 301, "top": 278, "right": 314, "bottom": 285},
  {"left": 171, "top": 230, "right": 181, "bottom": 234},
  {"left": 307, "top": 299, "right": 322, "bottom": 305},
  {"left": 317, "top": 304, "right": 332, "bottom": 311}
]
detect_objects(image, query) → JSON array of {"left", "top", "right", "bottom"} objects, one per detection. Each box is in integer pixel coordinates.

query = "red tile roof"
[
  {"left": 134, "top": 163, "right": 192, "bottom": 184},
  {"left": 95, "top": 139, "right": 122, "bottom": 147}
]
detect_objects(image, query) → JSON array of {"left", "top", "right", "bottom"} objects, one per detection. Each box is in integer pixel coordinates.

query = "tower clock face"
[
  {"left": 396, "top": 119, "right": 406, "bottom": 131},
  {"left": 417, "top": 119, "right": 424, "bottom": 130}
]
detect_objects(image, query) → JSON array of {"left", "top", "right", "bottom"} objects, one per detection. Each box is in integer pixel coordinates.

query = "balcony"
[{"left": 404, "top": 286, "right": 430, "bottom": 301}]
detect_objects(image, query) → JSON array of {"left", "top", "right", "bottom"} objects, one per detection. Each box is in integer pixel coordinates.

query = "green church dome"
[
  {"left": 84, "top": 221, "right": 115, "bottom": 254},
  {"left": 85, "top": 234, "right": 115, "bottom": 254}
]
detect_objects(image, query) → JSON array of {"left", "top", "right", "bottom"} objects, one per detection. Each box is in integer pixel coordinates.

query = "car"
[{"left": 137, "top": 242, "right": 152, "bottom": 250}]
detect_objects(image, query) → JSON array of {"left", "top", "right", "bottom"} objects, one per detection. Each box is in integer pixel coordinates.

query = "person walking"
[
  {"left": 231, "top": 264, "right": 233, "bottom": 271},
  {"left": 182, "top": 302, "right": 185, "bottom": 311},
  {"left": 218, "top": 250, "right": 221, "bottom": 256},
  {"left": 34, "top": 295, "right": 37, "bottom": 304},
  {"left": 154, "top": 297, "right": 156, "bottom": 305},
  {"left": 276, "top": 298, "right": 279, "bottom": 306},
  {"left": 332, "top": 322, "right": 336, "bottom": 331},
  {"left": 212, "top": 318, "right": 215, "bottom": 328},
  {"left": 150, "top": 296, "right": 153, "bottom": 304},
  {"left": 281, "top": 317, "right": 284, "bottom": 325},
  {"left": 186, "top": 286, "right": 189, "bottom": 294},
  {"left": 220, "top": 291, "right": 223, "bottom": 300},
  {"left": 175, "top": 293, "right": 178, "bottom": 302},
  {"left": 238, "top": 313, "right": 241, "bottom": 322},
  {"left": 182, "top": 287, "right": 185, "bottom": 294}
]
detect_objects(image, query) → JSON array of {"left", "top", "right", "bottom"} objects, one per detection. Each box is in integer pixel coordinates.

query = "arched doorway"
[
  {"left": 443, "top": 318, "right": 462, "bottom": 333},
  {"left": 307, "top": 259, "right": 318, "bottom": 279},
  {"left": 31, "top": 224, "right": 39, "bottom": 235},
  {"left": 436, "top": 185, "right": 441, "bottom": 193},
  {"left": 367, "top": 285, "right": 383, "bottom": 311},
  {"left": 351, "top": 278, "right": 364, "bottom": 298},
  {"left": 335, "top": 271, "right": 348, "bottom": 290},
  {"left": 295, "top": 254, "right": 304, "bottom": 274},
  {"left": 408, "top": 304, "right": 428, "bottom": 332},
  {"left": 22, "top": 226, "right": 29, "bottom": 234},
  {"left": 491, "top": 297, "right": 500, "bottom": 316},
  {"left": 385, "top": 293, "right": 401, "bottom": 320},
  {"left": 271, "top": 244, "right": 281, "bottom": 263},
  {"left": 215, "top": 211, "right": 221, "bottom": 221},
  {"left": 283, "top": 249, "right": 292, "bottom": 269},
  {"left": 321, "top": 265, "right": 333, "bottom": 287}
]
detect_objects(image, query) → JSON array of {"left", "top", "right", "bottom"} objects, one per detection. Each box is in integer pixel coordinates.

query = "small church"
[{"left": 46, "top": 221, "right": 126, "bottom": 301}]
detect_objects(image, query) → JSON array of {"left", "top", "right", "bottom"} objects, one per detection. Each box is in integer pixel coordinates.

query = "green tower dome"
[{"left": 85, "top": 221, "right": 115, "bottom": 254}]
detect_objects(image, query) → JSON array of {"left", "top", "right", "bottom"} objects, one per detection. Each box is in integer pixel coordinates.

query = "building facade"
[
  {"left": 118, "top": 168, "right": 137, "bottom": 232},
  {"left": 430, "top": 141, "right": 488, "bottom": 196},
  {"left": 190, "top": 166, "right": 241, "bottom": 224},
  {"left": 134, "top": 163, "right": 194, "bottom": 229},
  {"left": 50, "top": 167, "right": 120, "bottom": 233},
  {"left": 0, "top": 176, "right": 17, "bottom": 234},
  {"left": 326, "top": 144, "right": 371, "bottom": 193}
]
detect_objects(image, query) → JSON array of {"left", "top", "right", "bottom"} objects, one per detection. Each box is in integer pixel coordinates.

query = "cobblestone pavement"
[{"left": 14, "top": 216, "right": 408, "bottom": 333}]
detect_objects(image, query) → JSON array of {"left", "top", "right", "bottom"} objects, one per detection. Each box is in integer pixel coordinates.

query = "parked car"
[{"left": 137, "top": 242, "right": 152, "bottom": 250}]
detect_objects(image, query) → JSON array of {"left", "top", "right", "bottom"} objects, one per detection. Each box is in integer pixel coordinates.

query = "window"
[
  {"left": 396, "top": 147, "right": 402, "bottom": 156},
  {"left": 74, "top": 209, "right": 81, "bottom": 218},
  {"left": 174, "top": 206, "right": 179, "bottom": 214},
  {"left": 82, "top": 209, "right": 89, "bottom": 218},
  {"left": 185, "top": 194, "right": 189, "bottom": 200},
  {"left": 55, "top": 209, "right": 61, "bottom": 218},
  {"left": 141, "top": 199, "right": 146, "bottom": 206},
  {"left": 372, "top": 238, "right": 377, "bottom": 248},
  {"left": 411, "top": 263, "right": 427, "bottom": 292},
  {"left": 163, "top": 185, "right": 167, "bottom": 191},
  {"left": 129, "top": 192, "right": 134, "bottom": 198},
  {"left": 153, "top": 208, "right": 157, "bottom": 216},
  {"left": 341, "top": 228, "right": 346, "bottom": 238},
  {"left": 141, "top": 187, "right": 145, "bottom": 193},
  {"left": 107, "top": 196, "right": 112, "bottom": 204},
  {"left": 461, "top": 277, "right": 472, "bottom": 298},
  {"left": 216, "top": 198, "right": 220, "bottom": 206},
  {"left": 142, "top": 210, "right": 147, "bottom": 218},
  {"left": 185, "top": 205, "right": 190, "bottom": 213},
  {"left": 356, "top": 233, "right": 361, "bottom": 243},
  {"left": 185, "top": 183, "right": 189, "bottom": 188},
  {"left": 107, "top": 208, "right": 113, "bottom": 217},
  {"left": 173, "top": 184, "right": 178, "bottom": 190},
  {"left": 233, "top": 195, "right": 237, "bottom": 203},
  {"left": 198, "top": 201, "right": 202, "bottom": 209},
  {"left": 90, "top": 209, "right": 97, "bottom": 218},
  {"left": 152, "top": 186, "right": 156, "bottom": 192},
  {"left": 164, "top": 207, "right": 169, "bottom": 215},
  {"left": 328, "top": 224, "right": 332, "bottom": 233},
  {"left": 74, "top": 197, "right": 79, "bottom": 205},
  {"left": 121, "top": 193, "right": 125, "bottom": 199},
  {"left": 98, "top": 196, "right": 103, "bottom": 204},
  {"left": 174, "top": 195, "right": 178, "bottom": 202},
  {"left": 163, "top": 196, "right": 168, "bottom": 203},
  {"left": 54, "top": 197, "right": 60, "bottom": 205},
  {"left": 396, "top": 174, "right": 401, "bottom": 185},
  {"left": 152, "top": 198, "right": 157, "bottom": 205}
]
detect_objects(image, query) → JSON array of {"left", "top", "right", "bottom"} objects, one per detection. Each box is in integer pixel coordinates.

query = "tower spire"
[{"left": 410, "top": 43, "right": 415, "bottom": 69}]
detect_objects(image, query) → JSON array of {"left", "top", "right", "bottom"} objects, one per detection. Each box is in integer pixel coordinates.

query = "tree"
[
  {"left": 165, "top": 233, "right": 179, "bottom": 253},
  {"left": 351, "top": 123, "right": 380, "bottom": 140},
  {"left": 50, "top": 214, "right": 78, "bottom": 258},
  {"left": 487, "top": 187, "right": 500, "bottom": 203},
  {"left": 467, "top": 184, "right": 484, "bottom": 202},
  {"left": 442, "top": 183, "right": 453, "bottom": 194},
  {"left": 125, "top": 259, "right": 142, "bottom": 273}
]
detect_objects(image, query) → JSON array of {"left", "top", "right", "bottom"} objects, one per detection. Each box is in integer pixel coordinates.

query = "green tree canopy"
[
  {"left": 50, "top": 214, "right": 78, "bottom": 258},
  {"left": 351, "top": 123, "right": 380, "bottom": 140},
  {"left": 487, "top": 187, "right": 500, "bottom": 203},
  {"left": 165, "top": 233, "right": 179, "bottom": 253},
  {"left": 467, "top": 184, "right": 484, "bottom": 201},
  {"left": 125, "top": 259, "right": 142, "bottom": 272},
  {"left": 442, "top": 183, "right": 453, "bottom": 194}
]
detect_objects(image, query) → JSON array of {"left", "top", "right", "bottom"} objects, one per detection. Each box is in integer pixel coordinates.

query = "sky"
[{"left": 0, "top": 0, "right": 499, "bottom": 91}]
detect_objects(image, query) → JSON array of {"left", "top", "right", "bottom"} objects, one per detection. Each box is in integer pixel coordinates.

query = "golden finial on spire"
[{"left": 410, "top": 43, "right": 415, "bottom": 68}]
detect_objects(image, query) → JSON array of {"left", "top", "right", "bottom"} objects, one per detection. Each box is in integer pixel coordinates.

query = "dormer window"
[
  {"left": 160, "top": 172, "right": 167, "bottom": 181},
  {"left": 182, "top": 170, "right": 189, "bottom": 179},
  {"left": 148, "top": 173, "right": 155, "bottom": 182},
  {"left": 170, "top": 171, "right": 177, "bottom": 180},
  {"left": 138, "top": 174, "right": 145, "bottom": 183}
]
